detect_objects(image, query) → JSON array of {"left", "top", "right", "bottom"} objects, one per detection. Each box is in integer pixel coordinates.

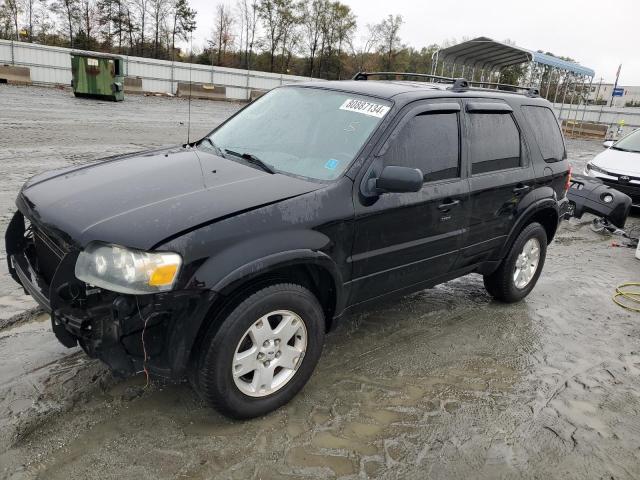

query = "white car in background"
[{"left": 585, "top": 128, "right": 640, "bottom": 206}]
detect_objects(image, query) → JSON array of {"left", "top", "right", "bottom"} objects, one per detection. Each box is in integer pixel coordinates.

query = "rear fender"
[{"left": 496, "top": 198, "right": 559, "bottom": 261}]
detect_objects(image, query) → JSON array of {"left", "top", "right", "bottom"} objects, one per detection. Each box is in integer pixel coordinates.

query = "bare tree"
[
  {"left": 238, "top": 0, "right": 257, "bottom": 67},
  {"left": 377, "top": 14, "right": 403, "bottom": 71},
  {"left": 0, "top": 2, "right": 15, "bottom": 39},
  {"left": 124, "top": 1, "right": 137, "bottom": 52},
  {"left": 301, "top": 0, "right": 324, "bottom": 77},
  {"left": 51, "top": 0, "right": 80, "bottom": 46},
  {"left": 78, "top": 0, "right": 98, "bottom": 48},
  {"left": 211, "top": 3, "right": 233, "bottom": 65},
  {"left": 258, "top": 0, "right": 295, "bottom": 72},
  {"left": 149, "top": 0, "right": 168, "bottom": 57},
  {"left": 169, "top": 0, "right": 196, "bottom": 59},
  {"left": 133, "top": 0, "right": 148, "bottom": 54},
  {"left": 4, "top": 0, "right": 19, "bottom": 39},
  {"left": 20, "top": 0, "right": 38, "bottom": 40},
  {"left": 332, "top": 2, "right": 355, "bottom": 79},
  {"left": 351, "top": 22, "right": 381, "bottom": 71}
]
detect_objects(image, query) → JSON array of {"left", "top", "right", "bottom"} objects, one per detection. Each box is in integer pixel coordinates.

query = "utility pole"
[
  {"left": 610, "top": 64, "right": 622, "bottom": 107},
  {"left": 595, "top": 77, "right": 605, "bottom": 123}
]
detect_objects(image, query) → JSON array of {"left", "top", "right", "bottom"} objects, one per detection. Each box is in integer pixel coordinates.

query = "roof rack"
[{"left": 352, "top": 71, "right": 539, "bottom": 97}]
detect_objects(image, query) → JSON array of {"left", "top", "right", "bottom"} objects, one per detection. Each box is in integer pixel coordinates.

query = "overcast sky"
[{"left": 188, "top": 0, "right": 639, "bottom": 85}]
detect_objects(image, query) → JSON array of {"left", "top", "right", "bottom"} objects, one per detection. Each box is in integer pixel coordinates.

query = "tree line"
[
  {"left": 0, "top": 0, "right": 451, "bottom": 79},
  {"left": 0, "top": 0, "right": 197, "bottom": 60},
  {"left": 0, "top": 0, "right": 584, "bottom": 91}
]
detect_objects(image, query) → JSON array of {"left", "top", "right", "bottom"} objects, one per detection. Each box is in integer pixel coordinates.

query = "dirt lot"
[{"left": 1, "top": 85, "right": 639, "bottom": 480}]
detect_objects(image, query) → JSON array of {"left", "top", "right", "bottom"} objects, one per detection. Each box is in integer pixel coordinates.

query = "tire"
[
  {"left": 195, "top": 283, "right": 325, "bottom": 419},
  {"left": 483, "top": 222, "right": 548, "bottom": 303}
]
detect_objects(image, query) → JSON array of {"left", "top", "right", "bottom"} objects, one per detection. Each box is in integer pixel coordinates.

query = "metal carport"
[{"left": 431, "top": 37, "right": 596, "bottom": 136}]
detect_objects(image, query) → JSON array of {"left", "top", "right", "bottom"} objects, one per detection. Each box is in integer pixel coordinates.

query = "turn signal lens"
[{"left": 149, "top": 264, "right": 179, "bottom": 287}]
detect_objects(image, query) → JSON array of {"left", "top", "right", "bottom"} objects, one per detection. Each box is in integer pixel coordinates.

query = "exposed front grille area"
[{"left": 31, "top": 225, "right": 67, "bottom": 285}]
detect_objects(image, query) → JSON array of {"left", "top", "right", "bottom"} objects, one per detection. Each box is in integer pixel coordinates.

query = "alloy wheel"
[
  {"left": 232, "top": 310, "right": 307, "bottom": 397},
  {"left": 513, "top": 237, "right": 541, "bottom": 289}
]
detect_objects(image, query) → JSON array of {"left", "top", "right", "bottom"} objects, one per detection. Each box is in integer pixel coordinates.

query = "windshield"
[
  {"left": 613, "top": 129, "right": 640, "bottom": 153},
  {"left": 202, "top": 87, "right": 392, "bottom": 180}
]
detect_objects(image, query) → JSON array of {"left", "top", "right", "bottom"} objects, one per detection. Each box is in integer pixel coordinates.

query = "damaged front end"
[{"left": 5, "top": 209, "right": 214, "bottom": 378}]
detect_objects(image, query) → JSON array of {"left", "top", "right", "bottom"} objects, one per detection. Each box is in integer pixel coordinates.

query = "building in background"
[{"left": 589, "top": 83, "right": 640, "bottom": 107}]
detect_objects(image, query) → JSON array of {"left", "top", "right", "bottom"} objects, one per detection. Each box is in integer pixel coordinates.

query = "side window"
[
  {"left": 522, "top": 105, "right": 566, "bottom": 162},
  {"left": 468, "top": 113, "right": 521, "bottom": 174},
  {"left": 382, "top": 112, "right": 460, "bottom": 182}
]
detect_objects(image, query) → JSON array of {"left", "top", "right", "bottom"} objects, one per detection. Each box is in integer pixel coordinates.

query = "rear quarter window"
[{"left": 522, "top": 105, "right": 566, "bottom": 162}]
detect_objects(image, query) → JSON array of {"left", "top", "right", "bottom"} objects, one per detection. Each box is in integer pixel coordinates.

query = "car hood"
[
  {"left": 592, "top": 148, "right": 640, "bottom": 176},
  {"left": 19, "top": 147, "right": 322, "bottom": 250}
]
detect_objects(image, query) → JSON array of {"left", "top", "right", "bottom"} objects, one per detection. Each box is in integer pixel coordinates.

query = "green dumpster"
[{"left": 71, "top": 52, "right": 125, "bottom": 101}]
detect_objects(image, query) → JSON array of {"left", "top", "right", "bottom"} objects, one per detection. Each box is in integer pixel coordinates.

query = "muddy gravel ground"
[{"left": 1, "top": 84, "right": 639, "bottom": 479}]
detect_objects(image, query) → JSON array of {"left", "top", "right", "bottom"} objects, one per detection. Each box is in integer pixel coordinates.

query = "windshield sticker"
[
  {"left": 339, "top": 99, "right": 390, "bottom": 118},
  {"left": 325, "top": 159, "right": 340, "bottom": 170}
]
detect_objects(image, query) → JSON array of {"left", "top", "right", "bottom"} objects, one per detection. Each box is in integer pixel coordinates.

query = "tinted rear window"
[
  {"left": 522, "top": 106, "right": 566, "bottom": 162},
  {"left": 468, "top": 113, "right": 521, "bottom": 174}
]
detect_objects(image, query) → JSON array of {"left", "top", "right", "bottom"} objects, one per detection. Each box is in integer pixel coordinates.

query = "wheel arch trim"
[{"left": 498, "top": 198, "right": 559, "bottom": 260}]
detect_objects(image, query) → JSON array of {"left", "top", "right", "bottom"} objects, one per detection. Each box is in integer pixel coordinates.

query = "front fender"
[
  {"left": 186, "top": 228, "right": 336, "bottom": 288},
  {"left": 185, "top": 226, "right": 347, "bottom": 314},
  {"left": 211, "top": 248, "right": 343, "bottom": 299}
]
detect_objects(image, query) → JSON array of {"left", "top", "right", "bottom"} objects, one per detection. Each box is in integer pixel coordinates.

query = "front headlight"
[
  {"left": 586, "top": 163, "right": 608, "bottom": 175},
  {"left": 75, "top": 242, "right": 182, "bottom": 294}
]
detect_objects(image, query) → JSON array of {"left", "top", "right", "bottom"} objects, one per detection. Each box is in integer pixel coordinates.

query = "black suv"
[{"left": 6, "top": 73, "right": 570, "bottom": 418}]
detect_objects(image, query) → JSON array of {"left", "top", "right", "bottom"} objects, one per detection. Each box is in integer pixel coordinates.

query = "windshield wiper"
[
  {"left": 224, "top": 149, "right": 276, "bottom": 174},
  {"left": 200, "top": 137, "right": 226, "bottom": 157}
]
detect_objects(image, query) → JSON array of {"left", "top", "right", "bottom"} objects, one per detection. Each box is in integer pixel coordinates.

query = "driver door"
[{"left": 348, "top": 100, "right": 469, "bottom": 304}]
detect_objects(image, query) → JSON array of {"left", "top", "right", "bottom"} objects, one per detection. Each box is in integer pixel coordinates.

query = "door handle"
[
  {"left": 513, "top": 184, "right": 531, "bottom": 195},
  {"left": 438, "top": 199, "right": 461, "bottom": 211}
]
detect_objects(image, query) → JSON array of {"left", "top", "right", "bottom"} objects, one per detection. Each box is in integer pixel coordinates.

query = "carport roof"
[{"left": 437, "top": 37, "right": 594, "bottom": 77}]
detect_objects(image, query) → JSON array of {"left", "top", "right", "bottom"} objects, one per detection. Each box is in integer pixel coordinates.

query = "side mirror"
[
  {"left": 374, "top": 165, "right": 424, "bottom": 194},
  {"left": 603, "top": 140, "right": 614, "bottom": 148}
]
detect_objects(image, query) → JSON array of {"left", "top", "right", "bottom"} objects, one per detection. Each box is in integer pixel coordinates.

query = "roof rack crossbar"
[
  {"left": 352, "top": 71, "right": 539, "bottom": 97},
  {"left": 352, "top": 71, "right": 457, "bottom": 84}
]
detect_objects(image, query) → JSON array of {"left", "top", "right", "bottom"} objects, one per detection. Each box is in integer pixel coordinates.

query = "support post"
[
  {"left": 542, "top": 68, "right": 552, "bottom": 100},
  {"left": 578, "top": 76, "right": 594, "bottom": 132},
  {"left": 552, "top": 70, "right": 563, "bottom": 105},
  {"left": 527, "top": 61, "right": 535, "bottom": 87},
  {"left": 170, "top": 61, "right": 175, "bottom": 94},
  {"left": 565, "top": 77, "right": 578, "bottom": 137},
  {"left": 558, "top": 73, "right": 570, "bottom": 121},
  {"left": 571, "top": 76, "right": 587, "bottom": 137}
]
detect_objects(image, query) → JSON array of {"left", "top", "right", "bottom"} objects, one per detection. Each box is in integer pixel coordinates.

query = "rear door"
[
  {"left": 349, "top": 100, "right": 469, "bottom": 304},
  {"left": 459, "top": 100, "right": 537, "bottom": 266}
]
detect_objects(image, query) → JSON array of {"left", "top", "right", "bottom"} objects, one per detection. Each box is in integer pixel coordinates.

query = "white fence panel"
[
  {"left": 0, "top": 39, "right": 325, "bottom": 100},
  {"left": 0, "top": 41, "right": 12, "bottom": 62}
]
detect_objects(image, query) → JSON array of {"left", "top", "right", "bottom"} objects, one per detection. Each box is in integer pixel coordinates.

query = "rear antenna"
[{"left": 186, "top": 30, "right": 193, "bottom": 146}]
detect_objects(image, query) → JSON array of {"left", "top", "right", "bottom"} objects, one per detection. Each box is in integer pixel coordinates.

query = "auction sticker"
[{"left": 339, "top": 99, "right": 390, "bottom": 118}]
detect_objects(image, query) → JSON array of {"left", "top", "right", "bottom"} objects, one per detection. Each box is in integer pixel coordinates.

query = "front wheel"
[
  {"left": 483, "top": 222, "right": 548, "bottom": 303},
  {"left": 195, "top": 283, "right": 325, "bottom": 419}
]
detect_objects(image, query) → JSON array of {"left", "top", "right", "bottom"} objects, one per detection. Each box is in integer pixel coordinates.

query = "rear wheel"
[
  {"left": 483, "top": 222, "right": 547, "bottom": 303},
  {"left": 195, "top": 283, "right": 325, "bottom": 419}
]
